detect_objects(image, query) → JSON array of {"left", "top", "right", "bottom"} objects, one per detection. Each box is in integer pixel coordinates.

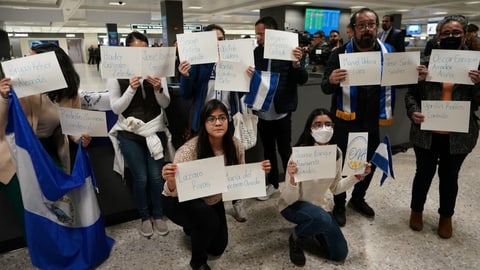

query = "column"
[{"left": 161, "top": 0, "right": 184, "bottom": 46}]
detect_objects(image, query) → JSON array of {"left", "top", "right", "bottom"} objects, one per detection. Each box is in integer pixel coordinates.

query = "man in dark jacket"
[
  {"left": 253, "top": 16, "right": 308, "bottom": 201},
  {"left": 378, "top": 14, "right": 405, "bottom": 52}
]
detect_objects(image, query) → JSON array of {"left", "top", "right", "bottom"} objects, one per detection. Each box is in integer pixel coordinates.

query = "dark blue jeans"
[
  {"left": 118, "top": 134, "right": 165, "bottom": 220},
  {"left": 411, "top": 133, "right": 467, "bottom": 217},
  {"left": 281, "top": 201, "right": 348, "bottom": 261}
]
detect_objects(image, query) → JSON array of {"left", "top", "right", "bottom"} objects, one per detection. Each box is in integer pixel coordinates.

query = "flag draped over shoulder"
[
  {"left": 370, "top": 136, "right": 395, "bottom": 186},
  {"left": 5, "top": 90, "right": 114, "bottom": 270},
  {"left": 244, "top": 70, "right": 279, "bottom": 112}
]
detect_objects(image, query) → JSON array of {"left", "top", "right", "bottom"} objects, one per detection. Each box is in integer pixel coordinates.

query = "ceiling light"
[
  {"left": 251, "top": 9, "right": 260, "bottom": 12},
  {"left": 189, "top": 6, "right": 203, "bottom": 9},
  {"left": 66, "top": 34, "right": 76, "bottom": 38},
  {"left": 293, "top": 1, "right": 311, "bottom": 5},
  {"left": 433, "top": 11, "right": 448, "bottom": 15},
  {"left": 397, "top": 9, "right": 409, "bottom": 12},
  {"left": 109, "top": 1, "right": 126, "bottom": 6},
  {"left": 350, "top": 6, "right": 366, "bottom": 9},
  {"left": 14, "top": 33, "right": 29, "bottom": 37},
  {"left": 465, "top": 1, "right": 480, "bottom": 4}
]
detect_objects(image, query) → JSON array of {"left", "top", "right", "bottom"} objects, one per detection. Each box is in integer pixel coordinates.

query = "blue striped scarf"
[{"left": 336, "top": 39, "right": 395, "bottom": 125}]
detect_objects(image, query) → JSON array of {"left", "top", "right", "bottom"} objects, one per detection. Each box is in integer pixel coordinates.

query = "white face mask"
[{"left": 311, "top": 126, "right": 334, "bottom": 144}]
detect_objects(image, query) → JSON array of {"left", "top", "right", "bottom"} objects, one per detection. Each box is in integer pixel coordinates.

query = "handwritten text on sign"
[
  {"left": 218, "top": 39, "right": 255, "bottom": 66},
  {"left": 427, "top": 50, "right": 480, "bottom": 85},
  {"left": 381, "top": 51, "right": 420, "bottom": 86},
  {"left": 342, "top": 132, "right": 368, "bottom": 176},
  {"left": 214, "top": 61, "right": 250, "bottom": 92},
  {"left": 291, "top": 145, "right": 337, "bottom": 182},
  {"left": 176, "top": 31, "right": 219, "bottom": 65},
  {"left": 175, "top": 155, "right": 228, "bottom": 202},
  {"left": 264, "top": 29, "right": 298, "bottom": 61},
  {"left": 222, "top": 162, "right": 265, "bottom": 201},
  {"left": 421, "top": 100, "right": 470, "bottom": 133},
  {"left": 339, "top": 51, "right": 381, "bottom": 86},
  {"left": 1, "top": 51, "right": 67, "bottom": 98},
  {"left": 58, "top": 107, "right": 108, "bottom": 137}
]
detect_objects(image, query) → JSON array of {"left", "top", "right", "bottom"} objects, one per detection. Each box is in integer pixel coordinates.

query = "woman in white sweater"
[{"left": 278, "top": 108, "right": 371, "bottom": 267}]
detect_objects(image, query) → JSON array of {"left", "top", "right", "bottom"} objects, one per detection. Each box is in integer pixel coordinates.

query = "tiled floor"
[{"left": 1, "top": 64, "right": 479, "bottom": 269}]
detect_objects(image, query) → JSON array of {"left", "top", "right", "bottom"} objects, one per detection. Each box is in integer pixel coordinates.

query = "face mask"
[
  {"left": 311, "top": 126, "right": 334, "bottom": 144},
  {"left": 439, "top": 36, "right": 462, "bottom": 50}
]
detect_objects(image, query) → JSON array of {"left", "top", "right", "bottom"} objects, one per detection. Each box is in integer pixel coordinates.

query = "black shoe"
[
  {"left": 190, "top": 263, "right": 211, "bottom": 270},
  {"left": 332, "top": 205, "right": 346, "bottom": 227},
  {"left": 289, "top": 234, "right": 306, "bottom": 267},
  {"left": 348, "top": 199, "right": 375, "bottom": 217}
]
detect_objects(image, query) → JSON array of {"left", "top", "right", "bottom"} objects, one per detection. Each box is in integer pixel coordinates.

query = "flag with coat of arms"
[
  {"left": 5, "top": 89, "right": 114, "bottom": 270},
  {"left": 370, "top": 136, "right": 395, "bottom": 186}
]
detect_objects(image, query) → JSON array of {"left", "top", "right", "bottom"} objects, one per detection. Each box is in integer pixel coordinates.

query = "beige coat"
[{"left": 0, "top": 94, "right": 81, "bottom": 185}]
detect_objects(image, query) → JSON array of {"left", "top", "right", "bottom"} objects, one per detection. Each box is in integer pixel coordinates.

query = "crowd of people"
[{"left": 0, "top": 6, "right": 479, "bottom": 270}]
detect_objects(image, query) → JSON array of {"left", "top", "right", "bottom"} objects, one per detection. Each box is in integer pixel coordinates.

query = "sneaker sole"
[{"left": 155, "top": 229, "right": 169, "bottom": 236}]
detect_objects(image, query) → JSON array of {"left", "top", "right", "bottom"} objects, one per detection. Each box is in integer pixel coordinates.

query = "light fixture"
[
  {"left": 66, "top": 34, "right": 76, "bottom": 38},
  {"left": 433, "top": 11, "right": 448, "bottom": 15},
  {"left": 350, "top": 6, "right": 366, "bottom": 9},
  {"left": 465, "top": 1, "right": 480, "bottom": 4},
  {"left": 14, "top": 33, "right": 29, "bottom": 37},
  {"left": 188, "top": 6, "right": 203, "bottom": 9},
  {"left": 109, "top": 1, "right": 126, "bottom": 6},
  {"left": 397, "top": 9, "right": 409, "bottom": 12},
  {"left": 293, "top": 1, "right": 311, "bottom": 5}
]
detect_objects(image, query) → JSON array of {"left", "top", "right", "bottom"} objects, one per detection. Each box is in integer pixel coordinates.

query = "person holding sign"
[
  {"left": 405, "top": 15, "right": 480, "bottom": 239},
  {"left": 321, "top": 8, "right": 395, "bottom": 226},
  {"left": 0, "top": 43, "right": 92, "bottom": 235},
  {"left": 279, "top": 108, "right": 371, "bottom": 267},
  {"left": 108, "top": 31, "right": 172, "bottom": 238},
  {"left": 162, "top": 100, "right": 271, "bottom": 270},
  {"left": 178, "top": 24, "right": 249, "bottom": 223}
]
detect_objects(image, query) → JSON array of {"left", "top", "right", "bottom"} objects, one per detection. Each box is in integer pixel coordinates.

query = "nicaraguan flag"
[
  {"left": 244, "top": 70, "right": 279, "bottom": 112},
  {"left": 5, "top": 90, "right": 114, "bottom": 270},
  {"left": 370, "top": 136, "right": 395, "bottom": 186}
]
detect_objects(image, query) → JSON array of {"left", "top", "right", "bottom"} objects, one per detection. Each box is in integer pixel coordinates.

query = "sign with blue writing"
[
  {"left": 58, "top": 107, "right": 108, "bottom": 137},
  {"left": 339, "top": 52, "right": 381, "bottom": 86},
  {"left": 100, "top": 46, "right": 176, "bottom": 78},
  {"left": 1, "top": 51, "right": 67, "bottom": 98},
  {"left": 291, "top": 145, "right": 337, "bottom": 182},
  {"left": 381, "top": 51, "right": 420, "bottom": 86},
  {"left": 427, "top": 49, "right": 480, "bottom": 85},
  {"left": 222, "top": 162, "right": 265, "bottom": 201},
  {"left": 219, "top": 39, "right": 255, "bottom": 66},
  {"left": 421, "top": 100, "right": 470, "bottom": 133},
  {"left": 175, "top": 155, "right": 228, "bottom": 202},
  {"left": 342, "top": 132, "right": 368, "bottom": 176},
  {"left": 215, "top": 61, "right": 250, "bottom": 92},
  {"left": 176, "top": 31, "right": 219, "bottom": 65},
  {"left": 264, "top": 29, "right": 298, "bottom": 61}
]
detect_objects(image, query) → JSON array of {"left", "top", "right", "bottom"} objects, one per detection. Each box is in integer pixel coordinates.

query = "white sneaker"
[
  {"left": 256, "top": 184, "right": 278, "bottom": 201},
  {"left": 139, "top": 219, "right": 153, "bottom": 238},
  {"left": 153, "top": 218, "right": 169, "bottom": 236},
  {"left": 232, "top": 200, "right": 247, "bottom": 222}
]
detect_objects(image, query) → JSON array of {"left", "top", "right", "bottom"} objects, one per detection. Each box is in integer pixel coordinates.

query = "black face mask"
[{"left": 439, "top": 36, "right": 462, "bottom": 50}]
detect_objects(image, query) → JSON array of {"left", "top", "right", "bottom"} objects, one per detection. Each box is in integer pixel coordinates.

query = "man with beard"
[
  {"left": 378, "top": 14, "right": 405, "bottom": 52},
  {"left": 329, "top": 30, "right": 343, "bottom": 51},
  {"left": 321, "top": 8, "right": 395, "bottom": 227}
]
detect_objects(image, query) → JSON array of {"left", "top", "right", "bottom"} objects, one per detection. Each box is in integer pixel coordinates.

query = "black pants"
[
  {"left": 257, "top": 113, "right": 292, "bottom": 189},
  {"left": 162, "top": 196, "right": 228, "bottom": 268},
  {"left": 411, "top": 134, "right": 467, "bottom": 217},
  {"left": 333, "top": 125, "right": 379, "bottom": 206}
]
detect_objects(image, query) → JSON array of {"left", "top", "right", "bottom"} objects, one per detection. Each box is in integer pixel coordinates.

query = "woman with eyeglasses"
[
  {"left": 162, "top": 99, "right": 270, "bottom": 270},
  {"left": 279, "top": 108, "right": 371, "bottom": 267},
  {"left": 406, "top": 15, "right": 480, "bottom": 239}
]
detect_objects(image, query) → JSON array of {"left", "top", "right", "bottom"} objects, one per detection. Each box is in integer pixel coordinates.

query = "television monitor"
[
  {"left": 427, "top": 23, "right": 438, "bottom": 35},
  {"left": 406, "top": 24, "right": 422, "bottom": 36},
  {"left": 28, "top": 40, "right": 60, "bottom": 48},
  {"left": 304, "top": 8, "right": 340, "bottom": 36}
]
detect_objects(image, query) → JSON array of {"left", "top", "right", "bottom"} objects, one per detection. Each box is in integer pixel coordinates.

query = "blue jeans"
[
  {"left": 118, "top": 134, "right": 165, "bottom": 220},
  {"left": 281, "top": 201, "right": 348, "bottom": 261}
]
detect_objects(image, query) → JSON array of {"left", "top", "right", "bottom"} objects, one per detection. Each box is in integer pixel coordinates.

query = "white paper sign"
[
  {"left": 1, "top": 52, "right": 67, "bottom": 98},
  {"left": 421, "top": 100, "right": 470, "bottom": 133},
  {"left": 176, "top": 156, "right": 228, "bottom": 202},
  {"left": 222, "top": 162, "right": 266, "bottom": 201},
  {"left": 214, "top": 61, "right": 250, "bottom": 92},
  {"left": 58, "top": 107, "right": 108, "bottom": 137},
  {"left": 264, "top": 29, "right": 298, "bottom": 61},
  {"left": 381, "top": 51, "right": 420, "bottom": 86},
  {"left": 176, "top": 31, "right": 219, "bottom": 65},
  {"left": 218, "top": 39, "right": 255, "bottom": 66},
  {"left": 427, "top": 49, "right": 480, "bottom": 85},
  {"left": 291, "top": 145, "right": 337, "bottom": 182},
  {"left": 342, "top": 132, "right": 368, "bottom": 176},
  {"left": 339, "top": 52, "right": 381, "bottom": 86},
  {"left": 100, "top": 46, "right": 176, "bottom": 78}
]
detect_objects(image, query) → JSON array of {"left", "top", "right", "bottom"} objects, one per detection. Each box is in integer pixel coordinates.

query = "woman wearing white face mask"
[{"left": 278, "top": 108, "right": 371, "bottom": 267}]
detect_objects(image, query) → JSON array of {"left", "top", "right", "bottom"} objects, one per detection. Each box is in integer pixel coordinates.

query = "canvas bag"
[{"left": 233, "top": 94, "right": 258, "bottom": 150}]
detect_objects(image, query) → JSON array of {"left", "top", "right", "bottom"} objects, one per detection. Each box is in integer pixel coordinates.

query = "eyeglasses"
[
  {"left": 354, "top": 22, "right": 378, "bottom": 31},
  {"left": 439, "top": 30, "right": 464, "bottom": 38},
  {"left": 311, "top": 121, "right": 333, "bottom": 129},
  {"left": 206, "top": 115, "right": 228, "bottom": 124}
]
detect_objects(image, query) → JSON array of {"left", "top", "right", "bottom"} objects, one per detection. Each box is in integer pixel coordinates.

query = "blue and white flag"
[
  {"left": 244, "top": 70, "right": 279, "bottom": 112},
  {"left": 5, "top": 90, "right": 114, "bottom": 270},
  {"left": 370, "top": 136, "right": 395, "bottom": 186}
]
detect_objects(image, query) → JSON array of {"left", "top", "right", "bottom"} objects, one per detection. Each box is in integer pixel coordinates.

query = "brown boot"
[
  {"left": 409, "top": 210, "right": 423, "bottom": 231},
  {"left": 438, "top": 216, "right": 452, "bottom": 239}
]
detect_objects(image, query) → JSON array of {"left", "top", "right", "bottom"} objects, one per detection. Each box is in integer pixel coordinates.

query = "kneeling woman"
[
  {"left": 278, "top": 108, "right": 371, "bottom": 267},
  {"left": 162, "top": 99, "right": 270, "bottom": 270}
]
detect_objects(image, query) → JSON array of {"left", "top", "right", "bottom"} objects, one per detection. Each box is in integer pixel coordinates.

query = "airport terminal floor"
[{"left": 1, "top": 63, "right": 480, "bottom": 269}]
